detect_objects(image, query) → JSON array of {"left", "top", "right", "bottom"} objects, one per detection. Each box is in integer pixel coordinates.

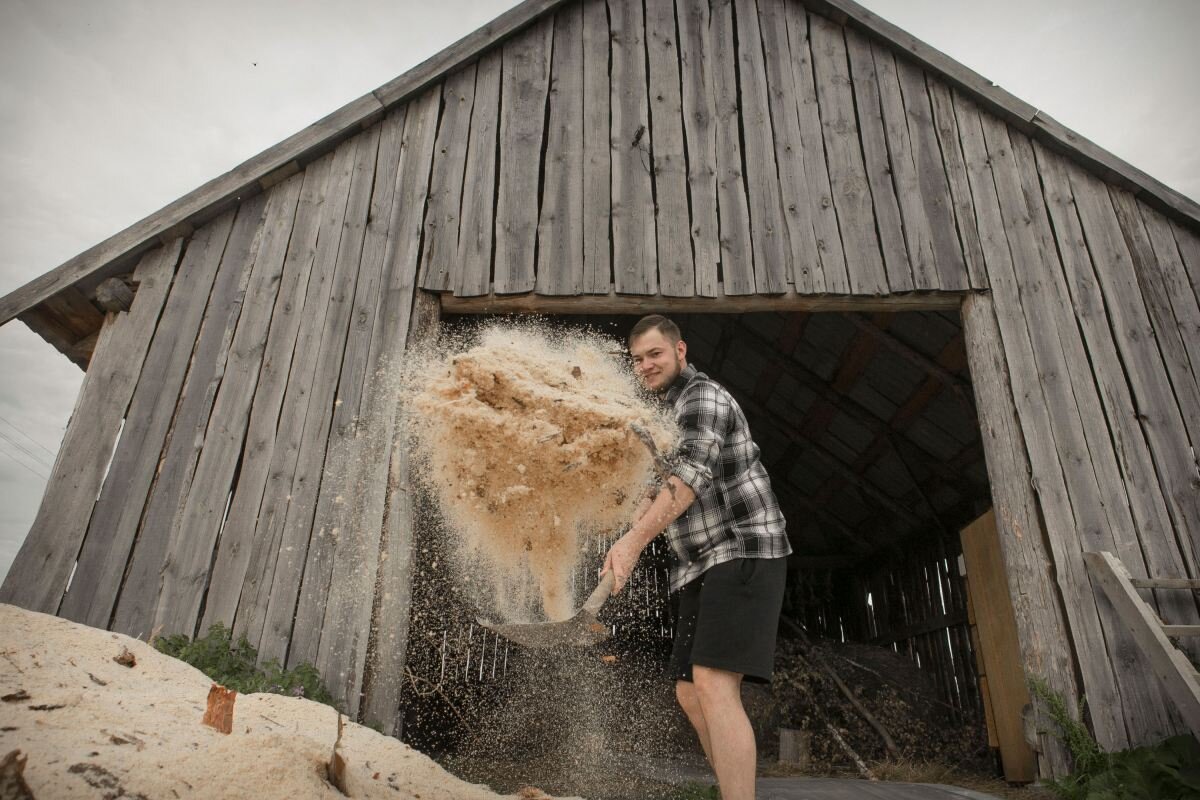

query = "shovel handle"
[{"left": 583, "top": 570, "right": 616, "bottom": 616}]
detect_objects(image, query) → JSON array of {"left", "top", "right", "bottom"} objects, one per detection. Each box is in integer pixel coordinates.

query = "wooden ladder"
[{"left": 1084, "top": 551, "right": 1200, "bottom": 735}]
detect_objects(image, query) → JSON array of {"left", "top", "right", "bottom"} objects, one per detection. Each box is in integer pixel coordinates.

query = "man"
[{"left": 601, "top": 314, "right": 791, "bottom": 800}]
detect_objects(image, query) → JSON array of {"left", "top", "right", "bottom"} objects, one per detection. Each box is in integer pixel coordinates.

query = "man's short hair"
[{"left": 629, "top": 314, "right": 682, "bottom": 346}]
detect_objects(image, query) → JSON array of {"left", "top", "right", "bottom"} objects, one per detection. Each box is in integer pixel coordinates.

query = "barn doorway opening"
[{"left": 401, "top": 307, "right": 1023, "bottom": 787}]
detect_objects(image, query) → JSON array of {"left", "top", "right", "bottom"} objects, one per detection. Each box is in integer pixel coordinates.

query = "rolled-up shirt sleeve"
[{"left": 670, "top": 382, "right": 729, "bottom": 496}]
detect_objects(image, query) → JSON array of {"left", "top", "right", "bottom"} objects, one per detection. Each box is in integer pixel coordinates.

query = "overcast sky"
[{"left": 1, "top": 0, "right": 1197, "bottom": 586}]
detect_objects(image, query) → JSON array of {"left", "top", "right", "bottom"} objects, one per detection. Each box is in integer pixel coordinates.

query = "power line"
[
  {"left": 0, "top": 429, "right": 53, "bottom": 471},
  {"left": 0, "top": 443, "right": 49, "bottom": 481},
  {"left": 0, "top": 413, "right": 58, "bottom": 460}
]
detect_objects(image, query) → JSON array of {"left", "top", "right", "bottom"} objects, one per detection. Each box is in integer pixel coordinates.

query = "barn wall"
[{"left": 3, "top": 0, "right": 1199, "bottom": 758}]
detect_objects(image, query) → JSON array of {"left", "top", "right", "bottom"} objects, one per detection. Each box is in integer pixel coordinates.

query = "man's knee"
[
  {"left": 692, "top": 664, "right": 743, "bottom": 703},
  {"left": 676, "top": 679, "right": 702, "bottom": 716}
]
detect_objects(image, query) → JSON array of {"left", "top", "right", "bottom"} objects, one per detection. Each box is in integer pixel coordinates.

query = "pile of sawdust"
[
  {"left": 0, "top": 603, "right": 573, "bottom": 799},
  {"left": 405, "top": 322, "right": 676, "bottom": 622}
]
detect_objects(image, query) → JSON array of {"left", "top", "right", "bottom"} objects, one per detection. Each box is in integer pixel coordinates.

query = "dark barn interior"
[{"left": 401, "top": 308, "right": 997, "bottom": 760}]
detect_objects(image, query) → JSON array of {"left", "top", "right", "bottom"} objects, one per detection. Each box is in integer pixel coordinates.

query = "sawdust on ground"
[{"left": 0, "top": 603, "right": 575, "bottom": 799}]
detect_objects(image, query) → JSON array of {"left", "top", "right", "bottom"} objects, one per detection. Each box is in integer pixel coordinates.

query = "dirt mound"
[{"left": 0, "top": 603, "right": 575, "bottom": 799}]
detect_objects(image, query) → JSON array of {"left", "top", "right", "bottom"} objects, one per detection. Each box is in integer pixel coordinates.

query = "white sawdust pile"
[
  {"left": 0, "top": 604, "right": 573, "bottom": 799},
  {"left": 405, "top": 322, "right": 677, "bottom": 622}
]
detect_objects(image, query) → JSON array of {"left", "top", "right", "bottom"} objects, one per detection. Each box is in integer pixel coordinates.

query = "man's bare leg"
[
  {"left": 692, "top": 665, "right": 755, "bottom": 800},
  {"left": 675, "top": 680, "right": 714, "bottom": 767}
]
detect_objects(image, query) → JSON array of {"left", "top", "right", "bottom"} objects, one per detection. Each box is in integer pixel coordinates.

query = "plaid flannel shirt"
[{"left": 662, "top": 364, "right": 791, "bottom": 590}]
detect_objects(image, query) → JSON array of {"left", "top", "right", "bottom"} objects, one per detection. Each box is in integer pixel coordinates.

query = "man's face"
[{"left": 630, "top": 328, "right": 686, "bottom": 393}]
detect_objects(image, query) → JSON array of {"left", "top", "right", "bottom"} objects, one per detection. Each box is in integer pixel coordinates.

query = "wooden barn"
[{"left": 2, "top": 0, "right": 1198, "bottom": 781}]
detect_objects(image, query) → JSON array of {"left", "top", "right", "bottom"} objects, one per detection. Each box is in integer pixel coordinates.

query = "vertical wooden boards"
[
  {"left": 536, "top": 2, "right": 585, "bottom": 296},
  {"left": 494, "top": 16, "right": 552, "bottom": 294},
  {"left": 951, "top": 94, "right": 1128, "bottom": 750},
  {"left": 843, "top": 27, "right": 912, "bottom": 293},
  {"left": 733, "top": 0, "right": 789, "bottom": 295},
  {"left": 675, "top": 0, "right": 719, "bottom": 297},
  {"left": 872, "top": 44, "right": 937, "bottom": 290},
  {"left": 1172, "top": 221, "right": 1200, "bottom": 305},
  {"left": 199, "top": 153, "right": 336, "bottom": 631},
  {"left": 456, "top": 52, "right": 501, "bottom": 298},
  {"left": 755, "top": 0, "right": 820, "bottom": 294},
  {"left": 152, "top": 175, "right": 305, "bottom": 637},
  {"left": 228, "top": 135, "right": 361, "bottom": 651},
  {"left": 291, "top": 90, "right": 439, "bottom": 684},
  {"left": 1006, "top": 127, "right": 1181, "bottom": 743},
  {"left": 248, "top": 124, "right": 381, "bottom": 664},
  {"left": 581, "top": 1, "right": 612, "bottom": 294},
  {"left": 419, "top": 66, "right": 476, "bottom": 292},
  {"left": 1, "top": 242, "right": 179, "bottom": 614},
  {"left": 783, "top": 4, "right": 849, "bottom": 293},
  {"left": 609, "top": 0, "right": 657, "bottom": 295},
  {"left": 98, "top": 211, "right": 237, "bottom": 637},
  {"left": 927, "top": 79, "right": 987, "bottom": 289},
  {"left": 893, "top": 57, "right": 967, "bottom": 290},
  {"left": 808, "top": 15, "right": 887, "bottom": 296},
  {"left": 360, "top": 290, "right": 440, "bottom": 734},
  {"left": 645, "top": 0, "right": 693, "bottom": 297},
  {"left": 1036, "top": 148, "right": 1200, "bottom": 642}
]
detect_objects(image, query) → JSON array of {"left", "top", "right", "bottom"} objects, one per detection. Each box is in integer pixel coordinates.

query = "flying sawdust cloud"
[{"left": 403, "top": 320, "right": 678, "bottom": 623}]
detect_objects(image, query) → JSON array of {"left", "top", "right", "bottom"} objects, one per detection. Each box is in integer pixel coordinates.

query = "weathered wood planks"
[
  {"left": 675, "top": 0, "right": 720, "bottom": 297},
  {"left": 536, "top": 3, "right": 585, "bottom": 296},
  {"left": 199, "top": 153, "right": 337, "bottom": 632},
  {"left": 809, "top": 15, "right": 887, "bottom": 296},
  {"left": 646, "top": 0, "right": 693, "bottom": 296},
  {"left": 419, "top": 66, "right": 477, "bottom": 292},
  {"left": 580, "top": 1, "right": 612, "bottom": 294},
  {"left": 455, "top": 51, "right": 502, "bottom": 298},
  {"left": 3, "top": 242, "right": 180, "bottom": 615},
  {"left": 609, "top": 0, "right": 657, "bottom": 295},
  {"left": 494, "top": 16, "right": 552, "bottom": 294}
]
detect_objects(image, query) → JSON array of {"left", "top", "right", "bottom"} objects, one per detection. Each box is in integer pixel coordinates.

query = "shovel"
[{"left": 479, "top": 571, "right": 616, "bottom": 649}]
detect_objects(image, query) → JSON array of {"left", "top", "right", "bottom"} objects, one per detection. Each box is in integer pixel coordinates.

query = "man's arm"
[{"left": 601, "top": 476, "right": 696, "bottom": 593}]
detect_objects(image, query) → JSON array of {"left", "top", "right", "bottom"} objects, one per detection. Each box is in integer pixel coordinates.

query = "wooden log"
[
  {"left": 455, "top": 52, "right": 501, "bottom": 298},
  {"left": 93, "top": 278, "right": 134, "bottom": 313},
  {"left": 756, "top": 0, "right": 821, "bottom": 294},
  {"left": 198, "top": 152, "right": 339, "bottom": 631},
  {"left": 809, "top": 15, "right": 887, "bottom": 296},
  {"left": 91, "top": 211, "right": 235, "bottom": 638},
  {"left": 224, "top": 135, "right": 361, "bottom": 651},
  {"left": 844, "top": 28, "right": 912, "bottom": 293},
  {"left": 778, "top": 727, "right": 811, "bottom": 766},
  {"left": 733, "top": 0, "right": 790, "bottom": 295},
  {"left": 1085, "top": 551, "right": 1200, "bottom": 737},
  {"left": 580, "top": 1, "right": 612, "bottom": 294},
  {"left": 494, "top": 16, "right": 552, "bottom": 294},
  {"left": 419, "top": 65, "right": 476, "bottom": 292},
  {"left": 783, "top": 4, "right": 848, "bottom": 292},
  {"left": 536, "top": 4, "right": 585, "bottom": 296},
  {"left": 926, "top": 79, "right": 988, "bottom": 289},
  {"left": 0, "top": 242, "right": 179, "bottom": 614},
  {"left": 646, "top": 0, "right": 694, "bottom": 297},
  {"left": 609, "top": 0, "right": 657, "bottom": 295},
  {"left": 360, "top": 291, "right": 440, "bottom": 734},
  {"left": 244, "top": 124, "right": 380, "bottom": 663},
  {"left": 1036, "top": 147, "right": 1200, "bottom": 649},
  {"left": 675, "top": 0, "right": 719, "bottom": 297}
]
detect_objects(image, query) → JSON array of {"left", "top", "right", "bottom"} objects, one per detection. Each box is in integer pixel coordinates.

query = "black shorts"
[{"left": 669, "top": 556, "right": 787, "bottom": 684}]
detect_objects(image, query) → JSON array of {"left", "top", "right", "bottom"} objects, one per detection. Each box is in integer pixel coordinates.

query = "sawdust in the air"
[{"left": 404, "top": 321, "right": 677, "bottom": 622}]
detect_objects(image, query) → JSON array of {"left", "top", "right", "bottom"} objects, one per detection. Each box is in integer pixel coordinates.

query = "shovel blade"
[{"left": 480, "top": 611, "right": 610, "bottom": 649}]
